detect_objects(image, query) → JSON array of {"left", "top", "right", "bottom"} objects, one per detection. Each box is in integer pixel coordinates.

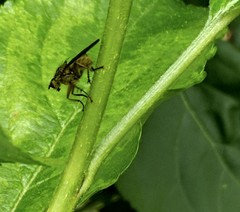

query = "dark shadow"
[
  {"left": 0, "top": 0, "right": 7, "bottom": 5},
  {"left": 183, "top": 0, "right": 209, "bottom": 7}
]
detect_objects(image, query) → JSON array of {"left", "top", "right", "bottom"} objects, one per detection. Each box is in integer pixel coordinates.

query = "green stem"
[
  {"left": 77, "top": 1, "right": 240, "bottom": 198},
  {"left": 47, "top": 0, "right": 133, "bottom": 211}
]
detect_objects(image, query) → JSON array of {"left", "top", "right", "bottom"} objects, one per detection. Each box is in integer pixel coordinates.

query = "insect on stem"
[{"left": 48, "top": 39, "right": 103, "bottom": 110}]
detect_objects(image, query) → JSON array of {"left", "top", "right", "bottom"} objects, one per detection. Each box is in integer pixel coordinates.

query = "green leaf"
[
  {"left": 117, "top": 87, "right": 240, "bottom": 212},
  {"left": 77, "top": 124, "right": 141, "bottom": 207},
  {"left": 0, "top": 0, "right": 239, "bottom": 211},
  {"left": 206, "top": 40, "right": 240, "bottom": 95}
]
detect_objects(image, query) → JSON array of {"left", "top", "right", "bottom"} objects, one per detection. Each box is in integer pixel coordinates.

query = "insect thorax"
[
  {"left": 76, "top": 54, "right": 93, "bottom": 69},
  {"left": 59, "top": 55, "right": 91, "bottom": 85}
]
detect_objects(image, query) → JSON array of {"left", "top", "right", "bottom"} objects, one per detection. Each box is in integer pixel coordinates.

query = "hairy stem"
[{"left": 47, "top": 0, "right": 133, "bottom": 211}]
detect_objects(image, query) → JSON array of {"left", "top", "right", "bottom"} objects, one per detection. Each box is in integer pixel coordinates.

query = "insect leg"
[
  {"left": 87, "top": 66, "right": 104, "bottom": 83},
  {"left": 74, "top": 86, "right": 93, "bottom": 102},
  {"left": 67, "top": 84, "right": 85, "bottom": 111},
  {"left": 91, "top": 66, "right": 104, "bottom": 71},
  {"left": 87, "top": 69, "right": 91, "bottom": 84}
]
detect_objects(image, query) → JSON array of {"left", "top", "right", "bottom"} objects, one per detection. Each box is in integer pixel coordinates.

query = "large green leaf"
[
  {"left": 0, "top": 0, "right": 239, "bottom": 211},
  {"left": 118, "top": 86, "right": 240, "bottom": 212}
]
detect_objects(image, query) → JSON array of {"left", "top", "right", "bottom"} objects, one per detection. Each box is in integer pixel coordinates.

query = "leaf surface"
[
  {"left": 118, "top": 86, "right": 240, "bottom": 212},
  {"left": 0, "top": 0, "right": 238, "bottom": 210}
]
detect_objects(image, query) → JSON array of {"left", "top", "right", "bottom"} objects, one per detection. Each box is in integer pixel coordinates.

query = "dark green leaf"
[{"left": 117, "top": 86, "right": 240, "bottom": 212}]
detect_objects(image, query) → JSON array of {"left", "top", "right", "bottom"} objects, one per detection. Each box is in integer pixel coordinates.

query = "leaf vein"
[{"left": 10, "top": 108, "right": 81, "bottom": 211}]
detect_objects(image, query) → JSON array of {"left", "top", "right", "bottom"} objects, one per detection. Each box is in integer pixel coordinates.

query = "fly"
[{"left": 48, "top": 39, "right": 103, "bottom": 111}]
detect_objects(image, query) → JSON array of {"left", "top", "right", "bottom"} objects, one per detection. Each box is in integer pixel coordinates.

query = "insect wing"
[{"left": 66, "top": 39, "right": 100, "bottom": 68}]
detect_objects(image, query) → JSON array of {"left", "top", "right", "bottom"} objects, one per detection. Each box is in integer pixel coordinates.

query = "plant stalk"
[{"left": 47, "top": 0, "right": 133, "bottom": 211}]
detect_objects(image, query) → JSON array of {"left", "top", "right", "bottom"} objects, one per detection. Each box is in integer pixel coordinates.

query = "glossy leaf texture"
[
  {"left": 117, "top": 19, "right": 240, "bottom": 212},
  {"left": 0, "top": 0, "right": 232, "bottom": 210}
]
